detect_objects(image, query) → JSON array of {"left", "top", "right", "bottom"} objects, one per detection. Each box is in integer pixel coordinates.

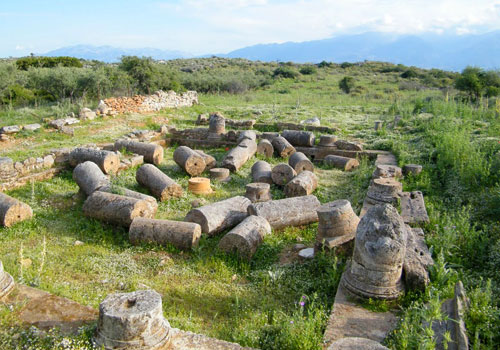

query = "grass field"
[{"left": 0, "top": 60, "right": 499, "bottom": 349}]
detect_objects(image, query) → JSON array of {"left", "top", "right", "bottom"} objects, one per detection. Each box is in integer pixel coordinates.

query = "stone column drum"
[
  {"left": 94, "top": 290, "right": 171, "bottom": 350},
  {"left": 208, "top": 112, "right": 225, "bottom": 137},
  {"left": 0, "top": 260, "right": 15, "bottom": 299},
  {"left": 341, "top": 204, "right": 407, "bottom": 300},
  {"left": 315, "top": 200, "right": 360, "bottom": 251}
]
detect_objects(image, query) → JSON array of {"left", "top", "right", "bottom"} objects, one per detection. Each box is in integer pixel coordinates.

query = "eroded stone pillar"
[
  {"left": 315, "top": 200, "right": 360, "bottom": 251},
  {"left": 0, "top": 260, "right": 15, "bottom": 300}
]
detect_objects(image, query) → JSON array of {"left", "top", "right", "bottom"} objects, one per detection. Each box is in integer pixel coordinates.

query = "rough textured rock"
[
  {"left": 361, "top": 178, "right": 402, "bottom": 217},
  {"left": 136, "top": 164, "right": 183, "bottom": 201},
  {"left": 129, "top": 218, "right": 201, "bottom": 250},
  {"left": 318, "top": 135, "right": 338, "bottom": 147},
  {"left": 73, "top": 161, "right": 110, "bottom": 196},
  {"left": 300, "top": 117, "right": 321, "bottom": 126},
  {"left": 82, "top": 191, "right": 154, "bottom": 227},
  {"left": 218, "top": 215, "right": 271, "bottom": 259},
  {"left": 251, "top": 161, "right": 273, "bottom": 184},
  {"left": 237, "top": 130, "right": 257, "bottom": 143},
  {"left": 114, "top": 139, "right": 164, "bottom": 165},
  {"left": 209, "top": 112, "right": 225, "bottom": 135},
  {"left": 271, "top": 163, "right": 297, "bottom": 186},
  {"left": 404, "top": 227, "right": 433, "bottom": 291},
  {"left": 169, "top": 328, "right": 257, "bottom": 350},
  {"left": 282, "top": 130, "right": 315, "bottom": 147},
  {"left": 372, "top": 164, "right": 402, "bottom": 179},
  {"left": 221, "top": 139, "right": 257, "bottom": 172},
  {"left": 79, "top": 107, "right": 97, "bottom": 121},
  {"left": 99, "top": 185, "right": 158, "bottom": 215},
  {"left": 298, "top": 248, "right": 315, "bottom": 260},
  {"left": 403, "top": 164, "right": 423, "bottom": 176},
  {"left": 0, "top": 260, "right": 15, "bottom": 299},
  {"left": 375, "top": 153, "right": 398, "bottom": 166},
  {"left": 288, "top": 152, "right": 314, "bottom": 173},
  {"left": 94, "top": 290, "right": 171, "bottom": 350},
  {"left": 0, "top": 193, "right": 33, "bottom": 227},
  {"left": 210, "top": 168, "right": 230, "bottom": 181},
  {"left": 400, "top": 191, "right": 429, "bottom": 225},
  {"left": 185, "top": 196, "right": 251, "bottom": 235},
  {"left": 260, "top": 132, "right": 279, "bottom": 141},
  {"left": 272, "top": 136, "right": 296, "bottom": 158},
  {"left": 342, "top": 204, "right": 407, "bottom": 300},
  {"left": 248, "top": 195, "right": 321, "bottom": 229},
  {"left": 173, "top": 146, "right": 206, "bottom": 176},
  {"left": 324, "top": 155, "right": 360, "bottom": 171},
  {"left": 284, "top": 170, "right": 318, "bottom": 197},
  {"left": 0, "top": 125, "right": 21, "bottom": 134},
  {"left": 328, "top": 337, "right": 390, "bottom": 350},
  {"left": 335, "top": 140, "right": 363, "bottom": 151},
  {"left": 195, "top": 150, "right": 216, "bottom": 170},
  {"left": 49, "top": 117, "right": 80, "bottom": 130},
  {"left": 257, "top": 139, "right": 274, "bottom": 158},
  {"left": 188, "top": 177, "right": 212, "bottom": 195},
  {"left": 69, "top": 148, "right": 120, "bottom": 175},
  {"left": 245, "top": 183, "right": 272, "bottom": 202},
  {"left": 316, "top": 200, "right": 359, "bottom": 251},
  {"left": 23, "top": 123, "right": 41, "bottom": 132}
]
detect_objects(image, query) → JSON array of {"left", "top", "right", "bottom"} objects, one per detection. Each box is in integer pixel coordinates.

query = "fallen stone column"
[
  {"left": 194, "top": 150, "right": 216, "bottom": 170},
  {"left": 82, "top": 191, "right": 154, "bottom": 227},
  {"left": 209, "top": 168, "right": 230, "bottom": 181},
  {"left": 284, "top": 170, "right": 318, "bottom": 197},
  {"left": 136, "top": 164, "right": 183, "bottom": 201},
  {"left": 218, "top": 215, "right": 271, "bottom": 259},
  {"left": 173, "top": 146, "right": 206, "bottom": 176},
  {"left": 315, "top": 200, "right": 359, "bottom": 251},
  {"left": 0, "top": 260, "right": 15, "bottom": 299},
  {"left": 289, "top": 152, "right": 314, "bottom": 173},
  {"left": 335, "top": 140, "right": 363, "bottom": 151},
  {"left": 185, "top": 196, "right": 251, "bottom": 235},
  {"left": 129, "top": 217, "right": 201, "bottom": 250},
  {"left": 271, "top": 163, "right": 297, "bottom": 186},
  {"left": 94, "top": 290, "right": 171, "bottom": 350},
  {"left": 248, "top": 195, "right": 321, "bottom": 229},
  {"left": 318, "top": 135, "right": 337, "bottom": 147},
  {"left": 69, "top": 147, "right": 120, "bottom": 175},
  {"left": 324, "top": 155, "right": 359, "bottom": 171},
  {"left": 372, "top": 164, "right": 402, "bottom": 179},
  {"left": 237, "top": 130, "right": 257, "bottom": 143},
  {"left": 361, "top": 178, "right": 402, "bottom": 217},
  {"left": 73, "top": 161, "right": 110, "bottom": 196},
  {"left": 403, "top": 227, "right": 433, "bottom": 291},
  {"left": 245, "top": 183, "right": 272, "bottom": 202},
  {"left": 282, "top": 130, "right": 315, "bottom": 147},
  {"left": 400, "top": 191, "right": 429, "bottom": 225},
  {"left": 257, "top": 139, "right": 274, "bottom": 157},
  {"left": 209, "top": 112, "right": 225, "bottom": 135},
  {"left": 114, "top": 139, "right": 164, "bottom": 165},
  {"left": 221, "top": 139, "right": 257, "bottom": 172},
  {"left": 99, "top": 184, "right": 158, "bottom": 215},
  {"left": 0, "top": 193, "right": 33, "bottom": 227},
  {"left": 251, "top": 161, "right": 273, "bottom": 184},
  {"left": 272, "top": 136, "right": 296, "bottom": 158},
  {"left": 261, "top": 132, "right": 279, "bottom": 141}
]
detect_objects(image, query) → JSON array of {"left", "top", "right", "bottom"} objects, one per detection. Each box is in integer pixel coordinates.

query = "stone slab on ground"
[
  {"left": 322, "top": 283, "right": 398, "bottom": 349},
  {"left": 170, "top": 328, "right": 257, "bottom": 350},
  {"left": 2, "top": 284, "right": 98, "bottom": 334},
  {"left": 375, "top": 153, "right": 398, "bottom": 166},
  {"left": 400, "top": 191, "right": 429, "bottom": 225}
]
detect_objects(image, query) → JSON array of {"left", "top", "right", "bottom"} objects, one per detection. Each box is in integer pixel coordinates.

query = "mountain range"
[{"left": 43, "top": 31, "right": 500, "bottom": 71}]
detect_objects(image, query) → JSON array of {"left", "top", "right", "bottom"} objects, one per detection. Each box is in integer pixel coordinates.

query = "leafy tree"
[
  {"left": 119, "top": 56, "right": 157, "bottom": 94},
  {"left": 317, "top": 61, "right": 333, "bottom": 68},
  {"left": 16, "top": 56, "right": 82, "bottom": 70},
  {"left": 401, "top": 69, "right": 419, "bottom": 79},
  {"left": 299, "top": 66, "right": 317, "bottom": 75},
  {"left": 338, "top": 76, "right": 355, "bottom": 93},
  {"left": 340, "top": 62, "right": 353, "bottom": 69},
  {"left": 455, "top": 67, "right": 487, "bottom": 101},
  {"left": 272, "top": 66, "right": 299, "bottom": 79}
]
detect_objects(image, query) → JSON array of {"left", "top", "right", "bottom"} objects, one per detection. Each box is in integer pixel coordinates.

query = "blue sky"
[{"left": 2, "top": 0, "right": 500, "bottom": 57}]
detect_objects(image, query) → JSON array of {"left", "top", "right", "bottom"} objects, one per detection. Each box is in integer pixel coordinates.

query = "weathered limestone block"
[
  {"left": 400, "top": 191, "right": 429, "bottom": 225},
  {"left": 251, "top": 161, "right": 273, "bottom": 184},
  {"left": 173, "top": 146, "right": 206, "bottom": 176},
  {"left": 318, "top": 135, "right": 338, "bottom": 147},
  {"left": 271, "top": 163, "right": 297, "bottom": 186},
  {"left": 403, "top": 164, "right": 423, "bottom": 176},
  {"left": 237, "top": 130, "right": 257, "bottom": 143},
  {"left": 136, "top": 164, "right": 182, "bottom": 201},
  {"left": 185, "top": 196, "right": 251, "bottom": 235},
  {"left": 99, "top": 185, "right": 158, "bottom": 215},
  {"left": 0, "top": 193, "right": 33, "bottom": 227},
  {"left": 210, "top": 168, "right": 230, "bottom": 181},
  {"left": 69, "top": 148, "right": 120, "bottom": 175},
  {"left": 73, "top": 161, "right": 110, "bottom": 196},
  {"left": 94, "top": 290, "right": 171, "bottom": 350},
  {"left": 0, "top": 260, "right": 15, "bottom": 299},
  {"left": 195, "top": 150, "right": 216, "bottom": 170},
  {"left": 335, "top": 140, "right": 363, "bottom": 151},
  {"left": 324, "top": 155, "right": 359, "bottom": 171},
  {"left": 361, "top": 178, "right": 402, "bottom": 217},
  {"left": 129, "top": 218, "right": 201, "bottom": 250},
  {"left": 327, "top": 337, "right": 390, "bottom": 350},
  {"left": 114, "top": 139, "right": 164, "bottom": 165},
  {"left": 284, "top": 170, "right": 318, "bottom": 197},
  {"left": 188, "top": 177, "right": 212, "bottom": 195},
  {"left": 221, "top": 139, "right": 257, "bottom": 172},
  {"left": 0, "top": 125, "right": 21, "bottom": 134},
  {"left": 245, "top": 183, "right": 272, "bottom": 202},
  {"left": 248, "top": 195, "right": 321, "bottom": 230},
  {"left": 260, "top": 132, "right": 279, "bottom": 141},
  {"left": 404, "top": 227, "right": 433, "bottom": 291},
  {"left": 372, "top": 164, "right": 402, "bottom": 179},
  {"left": 24, "top": 123, "right": 41, "bottom": 132},
  {"left": 79, "top": 107, "right": 97, "bottom": 121},
  {"left": 257, "top": 139, "right": 274, "bottom": 158},
  {"left": 218, "top": 215, "right": 271, "bottom": 259},
  {"left": 209, "top": 112, "right": 225, "bottom": 134},
  {"left": 0, "top": 157, "right": 17, "bottom": 182},
  {"left": 341, "top": 204, "right": 407, "bottom": 300},
  {"left": 316, "top": 200, "right": 360, "bottom": 251},
  {"left": 82, "top": 191, "right": 154, "bottom": 227},
  {"left": 288, "top": 152, "right": 314, "bottom": 173},
  {"left": 282, "top": 130, "right": 315, "bottom": 147},
  {"left": 272, "top": 136, "right": 296, "bottom": 158}
]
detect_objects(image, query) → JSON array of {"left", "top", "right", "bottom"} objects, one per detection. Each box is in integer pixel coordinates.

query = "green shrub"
[
  {"left": 273, "top": 66, "right": 299, "bottom": 79},
  {"left": 299, "top": 66, "right": 317, "bottom": 75},
  {"left": 16, "top": 56, "right": 82, "bottom": 70},
  {"left": 401, "top": 69, "right": 419, "bottom": 79},
  {"left": 338, "top": 76, "right": 355, "bottom": 93}
]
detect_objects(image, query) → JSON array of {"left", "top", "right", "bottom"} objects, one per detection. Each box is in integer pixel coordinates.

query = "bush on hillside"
[
  {"left": 338, "top": 76, "right": 355, "bottom": 93},
  {"left": 16, "top": 56, "right": 83, "bottom": 70}
]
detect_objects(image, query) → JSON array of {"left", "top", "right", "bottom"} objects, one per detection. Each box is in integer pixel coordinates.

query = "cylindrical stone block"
[
  {"left": 403, "top": 164, "right": 423, "bottom": 176},
  {"left": 0, "top": 193, "right": 33, "bottom": 228},
  {"left": 366, "top": 178, "right": 402, "bottom": 205},
  {"left": 251, "top": 161, "right": 273, "bottom": 184},
  {"left": 237, "top": 130, "right": 257, "bottom": 143},
  {"left": 282, "top": 130, "right": 315, "bottom": 147},
  {"left": 272, "top": 136, "right": 296, "bottom": 158},
  {"left": 0, "top": 260, "right": 15, "bottom": 299},
  {"left": 288, "top": 152, "right": 314, "bottom": 173},
  {"left": 372, "top": 164, "right": 402, "bottom": 179},
  {"left": 260, "top": 132, "right": 279, "bottom": 142},
  {"left": 324, "top": 155, "right": 360, "bottom": 171},
  {"left": 136, "top": 164, "right": 183, "bottom": 201},
  {"left": 173, "top": 146, "right": 206, "bottom": 176},
  {"left": 114, "top": 139, "right": 164, "bottom": 165},
  {"left": 271, "top": 163, "right": 297, "bottom": 186},
  {"left": 73, "top": 161, "right": 110, "bottom": 196},
  {"left": 284, "top": 170, "right": 318, "bottom": 197},
  {"left": 210, "top": 168, "right": 230, "bottom": 181},
  {"left": 209, "top": 112, "right": 225, "bottom": 134},
  {"left": 318, "top": 135, "right": 338, "bottom": 147},
  {"left": 316, "top": 200, "right": 359, "bottom": 249},
  {"left": 188, "top": 177, "right": 212, "bottom": 195},
  {"left": 69, "top": 148, "right": 120, "bottom": 175},
  {"left": 221, "top": 139, "right": 257, "bottom": 172},
  {"left": 245, "top": 183, "right": 272, "bottom": 202},
  {"left": 194, "top": 150, "right": 216, "bottom": 170},
  {"left": 94, "top": 290, "right": 171, "bottom": 350},
  {"left": 257, "top": 139, "right": 274, "bottom": 158}
]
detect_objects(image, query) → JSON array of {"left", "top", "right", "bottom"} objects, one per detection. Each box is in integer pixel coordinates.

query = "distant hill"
[
  {"left": 43, "top": 45, "right": 191, "bottom": 62},
  {"left": 222, "top": 31, "right": 500, "bottom": 71}
]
